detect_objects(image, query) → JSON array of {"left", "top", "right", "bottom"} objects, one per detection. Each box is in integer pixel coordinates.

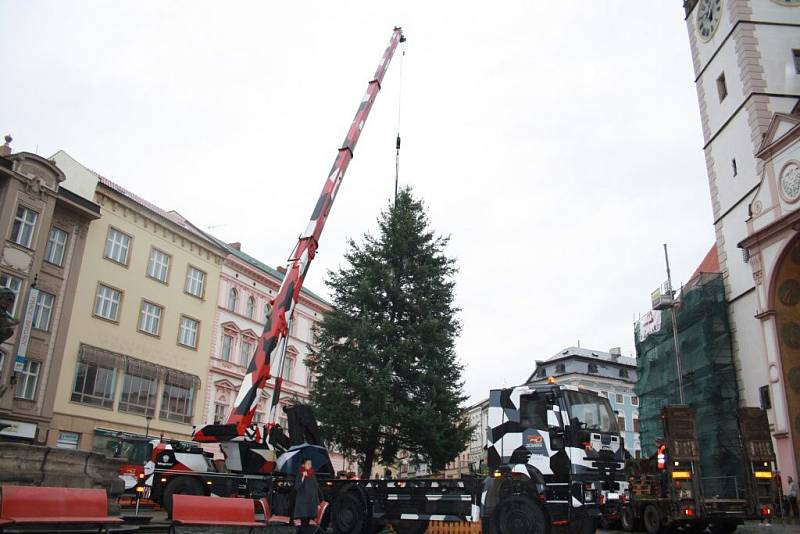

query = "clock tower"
[{"left": 684, "top": 0, "right": 800, "bottom": 480}]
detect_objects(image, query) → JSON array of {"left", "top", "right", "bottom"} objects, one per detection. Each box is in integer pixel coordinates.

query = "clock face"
[
  {"left": 696, "top": 0, "right": 722, "bottom": 42},
  {"left": 780, "top": 162, "right": 800, "bottom": 203}
]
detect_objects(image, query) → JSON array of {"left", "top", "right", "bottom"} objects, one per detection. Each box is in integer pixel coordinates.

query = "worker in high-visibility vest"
[{"left": 655, "top": 437, "right": 668, "bottom": 496}]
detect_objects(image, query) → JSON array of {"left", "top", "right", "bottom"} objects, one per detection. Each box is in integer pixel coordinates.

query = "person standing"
[
  {"left": 654, "top": 437, "right": 668, "bottom": 497},
  {"left": 788, "top": 476, "right": 798, "bottom": 520},
  {"left": 295, "top": 458, "right": 321, "bottom": 534}
]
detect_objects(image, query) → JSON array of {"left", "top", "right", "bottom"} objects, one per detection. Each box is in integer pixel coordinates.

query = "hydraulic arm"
[{"left": 194, "top": 27, "right": 405, "bottom": 443}]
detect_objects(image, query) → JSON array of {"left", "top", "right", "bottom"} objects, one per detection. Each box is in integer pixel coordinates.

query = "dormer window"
[
  {"left": 535, "top": 367, "right": 547, "bottom": 378},
  {"left": 556, "top": 363, "right": 566, "bottom": 374},
  {"left": 588, "top": 363, "right": 599, "bottom": 374}
]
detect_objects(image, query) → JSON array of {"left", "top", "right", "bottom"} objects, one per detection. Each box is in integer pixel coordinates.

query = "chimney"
[
  {"left": 0, "top": 135, "right": 12, "bottom": 157},
  {"left": 228, "top": 242, "right": 241, "bottom": 250},
  {"left": 277, "top": 266, "right": 287, "bottom": 274},
  {"left": 609, "top": 347, "right": 621, "bottom": 360}
]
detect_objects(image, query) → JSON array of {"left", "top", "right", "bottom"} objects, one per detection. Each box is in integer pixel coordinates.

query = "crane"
[{"left": 194, "top": 26, "right": 406, "bottom": 444}]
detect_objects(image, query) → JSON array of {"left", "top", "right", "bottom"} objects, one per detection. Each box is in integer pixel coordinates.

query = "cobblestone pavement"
[{"left": 107, "top": 510, "right": 800, "bottom": 534}]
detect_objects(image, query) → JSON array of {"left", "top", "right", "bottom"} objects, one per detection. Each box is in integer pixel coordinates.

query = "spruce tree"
[{"left": 306, "top": 187, "right": 470, "bottom": 477}]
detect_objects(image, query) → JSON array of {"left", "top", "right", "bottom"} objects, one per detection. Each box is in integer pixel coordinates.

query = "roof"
[
  {"left": 226, "top": 244, "right": 331, "bottom": 307},
  {"left": 54, "top": 151, "right": 331, "bottom": 309},
  {"left": 543, "top": 346, "right": 636, "bottom": 368},
  {"left": 97, "top": 176, "right": 221, "bottom": 249},
  {"left": 688, "top": 244, "right": 720, "bottom": 282}
]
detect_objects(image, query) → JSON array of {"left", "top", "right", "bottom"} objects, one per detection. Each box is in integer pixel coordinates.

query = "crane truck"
[{"left": 142, "top": 27, "right": 627, "bottom": 534}]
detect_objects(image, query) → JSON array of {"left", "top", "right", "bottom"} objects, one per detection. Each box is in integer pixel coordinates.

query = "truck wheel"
[
  {"left": 332, "top": 490, "right": 368, "bottom": 534},
  {"left": 162, "top": 476, "right": 204, "bottom": 518},
  {"left": 642, "top": 505, "right": 662, "bottom": 534},
  {"left": 621, "top": 507, "right": 642, "bottom": 532},
  {"left": 495, "top": 495, "right": 546, "bottom": 534}
]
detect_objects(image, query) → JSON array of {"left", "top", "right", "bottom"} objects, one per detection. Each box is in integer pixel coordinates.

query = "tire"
[
  {"left": 332, "top": 490, "right": 369, "bottom": 534},
  {"left": 643, "top": 505, "right": 662, "bottom": 534},
  {"left": 621, "top": 507, "right": 641, "bottom": 533},
  {"left": 495, "top": 495, "right": 547, "bottom": 534},
  {"left": 162, "top": 476, "right": 205, "bottom": 518}
]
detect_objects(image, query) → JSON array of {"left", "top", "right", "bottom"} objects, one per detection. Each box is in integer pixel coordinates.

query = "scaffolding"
[{"left": 635, "top": 273, "right": 744, "bottom": 498}]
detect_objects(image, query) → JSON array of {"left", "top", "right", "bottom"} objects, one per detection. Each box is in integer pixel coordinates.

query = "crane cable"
[{"left": 394, "top": 42, "right": 405, "bottom": 202}]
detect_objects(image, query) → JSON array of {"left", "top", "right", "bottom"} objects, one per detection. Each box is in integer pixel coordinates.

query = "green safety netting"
[{"left": 634, "top": 273, "right": 745, "bottom": 498}]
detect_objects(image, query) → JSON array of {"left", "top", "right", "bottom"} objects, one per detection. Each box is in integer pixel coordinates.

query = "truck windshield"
[{"left": 564, "top": 391, "right": 618, "bottom": 433}]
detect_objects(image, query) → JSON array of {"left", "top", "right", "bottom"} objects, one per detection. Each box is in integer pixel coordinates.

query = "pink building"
[{"left": 202, "top": 241, "right": 355, "bottom": 471}]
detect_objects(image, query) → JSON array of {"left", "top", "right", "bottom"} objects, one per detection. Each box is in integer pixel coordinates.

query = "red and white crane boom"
[{"left": 194, "top": 26, "right": 405, "bottom": 443}]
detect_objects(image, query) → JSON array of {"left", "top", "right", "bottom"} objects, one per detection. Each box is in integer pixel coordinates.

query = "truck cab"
[{"left": 483, "top": 383, "right": 625, "bottom": 534}]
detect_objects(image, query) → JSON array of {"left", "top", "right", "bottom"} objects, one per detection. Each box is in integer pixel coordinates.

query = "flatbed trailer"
[
  {"left": 620, "top": 406, "right": 778, "bottom": 534},
  {"left": 146, "top": 383, "right": 624, "bottom": 534}
]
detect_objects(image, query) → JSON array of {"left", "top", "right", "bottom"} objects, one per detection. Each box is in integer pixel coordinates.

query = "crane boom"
[{"left": 195, "top": 27, "right": 405, "bottom": 443}]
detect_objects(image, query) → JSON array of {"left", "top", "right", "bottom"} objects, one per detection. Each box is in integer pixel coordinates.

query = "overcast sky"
[{"left": 2, "top": 1, "right": 713, "bottom": 402}]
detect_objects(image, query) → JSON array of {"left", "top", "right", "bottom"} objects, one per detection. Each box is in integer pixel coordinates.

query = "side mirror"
[{"left": 549, "top": 427, "right": 565, "bottom": 451}]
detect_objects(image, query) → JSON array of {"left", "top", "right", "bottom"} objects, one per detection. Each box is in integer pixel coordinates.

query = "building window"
[
  {"left": 617, "top": 416, "right": 626, "bottom": 432},
  {"left": 759, "top": 385, "right": 771, "bottom": 410},
  {"left": 147, "top": 248, "right": 170, "bottom": 283},
  {"left": 635, "top": 449, "right": 641, "bottom": 459},
  {"left": 281, "top": 358, "right": 294, "bottom": 382},
  {"left": 794, "top": 49, "right": 800, "bottom": 75},
  {"left": 0, "top": 273, "right": 23, "bottom": 317},
  {"left": 555, "top": 363, "right": 566, "bottom": 374},
  {"left": 11, "top": 206, "right": 38, "bottom": 248},
  {"left": 71, "top": 360, "right": 116, "bottom": 408},
  {"left": 104, "top": 228, "right": 131, "bottom": 265},
  {"left": 535, "top": 366, "right": 547, "bottom": 378},
  {"left": 44, "top": 228, "right": 68, "bottom": 266},
  {"left": 239, "top": 339, "right": 254, "bottom": 366},
  {"left": 185, "top": 267, "right": 206, "bottom": 298},
  {"left": 118, "top": 371, "right": 157, "bottom": 417},
  {"left": 716, "top": 72, "right": 727, "bottom": 102},
  {"left": 56, "top": 431, "right": 80, "bottom": 450},
  {"left": 221, "top": 334, "right": 234, "bottom": 361},
  {"left": 160, "top": 380, "right": 194, "bottom": 424},
  {"left": 307, "top": 371, "right": 314, "bottom": 389},
  {"left": 178, "top": 316, "right": 199, "bottom": 348},
  {"left": 588, "top": 363, "right": 599, "bottom": 374},
  {"left": 94, "top": 284, "right": 121, "bottom": 322},
  {"left": 32, "top": 291, "right": 55, "bottom": 331},
  {"left": 14, "top": 359, "right": 40, "bottom": 400},
  {"left": 619, "top": 368, "right": 629, "bottom": 378},
  {"left": 138, "top": 301, "right": 163, "bottom": 336},
  {"left": 246, "top": 296, "right": 255, "bottom": 320},
  {"left": 253, "top": 411, "right": 265, "bottom": 424},
  {"left": 264, "top": 302, "right": 272, "bottom": 322},
  {"left": 633, "top": 418, "right": 640, "bottom": 432},
  {"left": 631, "top": 395, "right": 639, "bottom": 406},
  {"left": 214, "top": 403, "right": 228, "bottom": 424},
  {"left": 227, "top": 288, "right": 238, "bottom": 311},
  {"left": 615, "top": 393, "right": 624, "bottom": 404}
]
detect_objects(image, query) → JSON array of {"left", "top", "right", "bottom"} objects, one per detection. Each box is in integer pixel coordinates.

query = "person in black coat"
[{"left": 295, "top": 458, "right": 320, "bottom": 534}]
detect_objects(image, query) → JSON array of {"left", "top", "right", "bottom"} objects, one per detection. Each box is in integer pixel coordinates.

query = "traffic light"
[{"left": 0, "top": 288, "right": 18, "bottom": 344}]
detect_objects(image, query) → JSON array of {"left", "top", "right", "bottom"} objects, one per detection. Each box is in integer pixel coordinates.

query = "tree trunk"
[{"left": 360, "top": 427, "right": 379, "bottom": 479}]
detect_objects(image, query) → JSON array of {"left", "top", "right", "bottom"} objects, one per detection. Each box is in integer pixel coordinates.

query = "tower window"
[
  {"left": 793, "top": 50, "right": 800, "bottom": 74},
  {"left": 732, "top": 158, "right": 737, "bottom": 177},
  {"left": 716, "top": 72, "right": 727, "bottom": 102}
]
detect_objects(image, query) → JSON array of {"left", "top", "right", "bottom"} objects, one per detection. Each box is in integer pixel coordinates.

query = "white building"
[
  {"left": 682, "top": 0, "right": 800, "bottom": 483},
  {"left": 528, "top": 347, "right": 641, "bottom": 458}
]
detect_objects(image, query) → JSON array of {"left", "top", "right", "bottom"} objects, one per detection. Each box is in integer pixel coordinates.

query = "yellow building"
[{"left": 47, "top": 151, "right": 225, "bottom": 451}]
